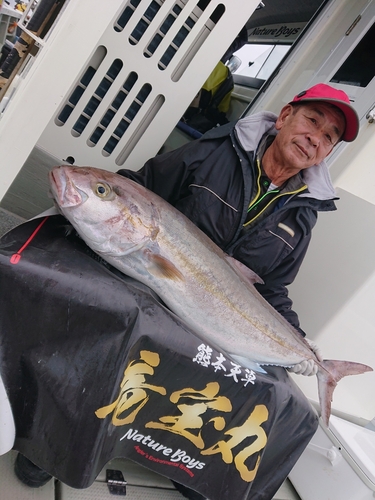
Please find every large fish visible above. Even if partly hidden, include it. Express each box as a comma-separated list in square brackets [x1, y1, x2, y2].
[49, 165, 372, 426]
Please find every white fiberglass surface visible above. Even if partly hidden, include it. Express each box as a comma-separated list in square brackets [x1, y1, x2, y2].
[329, 415, 375, 485]
[0, 375, 15, 456]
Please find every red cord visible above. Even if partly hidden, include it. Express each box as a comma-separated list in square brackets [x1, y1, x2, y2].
[10, 217, 49, 265]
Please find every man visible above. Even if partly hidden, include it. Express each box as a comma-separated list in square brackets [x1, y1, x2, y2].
[117, 83, 359, 377]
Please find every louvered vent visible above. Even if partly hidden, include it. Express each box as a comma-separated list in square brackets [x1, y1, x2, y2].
[101, 83, 152, 155]
[72, 59, 124, 137]
[52, 0, 225, 165]
[113, 0, 224, 75]
[56, 46, 107, 127]
[88, 72, 138, 147]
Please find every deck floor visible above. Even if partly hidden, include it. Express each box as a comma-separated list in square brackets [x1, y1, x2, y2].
[0, 450, 301, 500]
[0, 146, 61, 220]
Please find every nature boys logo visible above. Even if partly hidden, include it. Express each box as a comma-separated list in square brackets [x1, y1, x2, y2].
[121, 428, 205, 477]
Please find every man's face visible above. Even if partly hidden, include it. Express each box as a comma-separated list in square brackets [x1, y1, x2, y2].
[274, 102, 346, 171]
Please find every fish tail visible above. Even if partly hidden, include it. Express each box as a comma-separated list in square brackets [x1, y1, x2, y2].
[317, 359, 373, 426]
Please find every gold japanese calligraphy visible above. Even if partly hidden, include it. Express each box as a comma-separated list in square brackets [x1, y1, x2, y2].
[95, 350, 166, 425]
[146, 382, 232, 448]
[95, 349, 269, 482]
[201, 405, 269, 482]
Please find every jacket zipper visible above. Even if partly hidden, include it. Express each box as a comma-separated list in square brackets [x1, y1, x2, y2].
[244, 158, 307, 228]
[248, 157, 263, 209]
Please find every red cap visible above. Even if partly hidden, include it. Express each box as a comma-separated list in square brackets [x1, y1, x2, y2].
[291, 83, 359, 142]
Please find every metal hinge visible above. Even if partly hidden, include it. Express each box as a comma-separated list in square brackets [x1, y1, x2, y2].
[366, 105, 375, 124]
[106, 469, 127, 496]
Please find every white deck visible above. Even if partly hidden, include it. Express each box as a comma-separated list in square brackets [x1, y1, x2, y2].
[0, 450, 300, 500]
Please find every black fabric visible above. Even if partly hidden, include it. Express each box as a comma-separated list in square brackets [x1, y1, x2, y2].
[182, 106, 230, 134]
[0, 216, 318, 499]
[172, 480, 206, 500]
[14, 453, 53, 487]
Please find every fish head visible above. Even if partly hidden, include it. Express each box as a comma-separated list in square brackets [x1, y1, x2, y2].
[49, 166, 160, 257]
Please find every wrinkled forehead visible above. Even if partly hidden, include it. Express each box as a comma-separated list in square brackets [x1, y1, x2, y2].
[300, 102, 346, 139]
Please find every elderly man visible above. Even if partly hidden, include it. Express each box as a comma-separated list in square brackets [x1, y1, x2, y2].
[117, 83, 359, 372]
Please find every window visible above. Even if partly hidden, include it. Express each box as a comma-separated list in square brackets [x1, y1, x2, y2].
[330, 22, 375, 88]
[233, 43, 290, 80]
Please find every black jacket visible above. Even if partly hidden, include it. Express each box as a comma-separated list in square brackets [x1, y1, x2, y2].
[117, 112, 337, 332]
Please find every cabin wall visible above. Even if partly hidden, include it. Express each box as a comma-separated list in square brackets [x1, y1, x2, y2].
[247, 0, 375, 421]
[0, 0, 125, 200]
[289, 115, 375, 421]
[289, 187, 375, 422]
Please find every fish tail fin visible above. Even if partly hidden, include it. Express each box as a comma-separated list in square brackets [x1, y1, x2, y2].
[317, 359, 373, 426]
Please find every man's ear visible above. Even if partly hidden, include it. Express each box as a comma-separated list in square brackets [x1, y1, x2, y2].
[275, 104, 294, 131]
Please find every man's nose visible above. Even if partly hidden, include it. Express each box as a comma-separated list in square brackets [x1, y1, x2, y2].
[306, 130, 320, 147]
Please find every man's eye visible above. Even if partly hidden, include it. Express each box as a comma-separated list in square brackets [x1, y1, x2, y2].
[324, 134, 333, 145]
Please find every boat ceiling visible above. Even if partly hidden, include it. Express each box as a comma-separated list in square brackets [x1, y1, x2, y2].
[245, 0, 328, 29]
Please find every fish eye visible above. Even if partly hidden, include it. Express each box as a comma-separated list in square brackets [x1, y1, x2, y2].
[95, 182, 111, 198]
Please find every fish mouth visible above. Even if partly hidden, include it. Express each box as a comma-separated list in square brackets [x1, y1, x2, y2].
[49, 167, 88, 208]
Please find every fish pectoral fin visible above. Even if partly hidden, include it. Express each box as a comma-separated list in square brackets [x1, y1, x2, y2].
[147, 253, 184, 281]
[230, 355, 268, 374]
[225, 256, 264, 286]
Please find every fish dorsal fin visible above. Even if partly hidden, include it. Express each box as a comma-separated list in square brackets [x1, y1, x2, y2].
[147, 253, 184, 281]
[225, 255, 264, 286]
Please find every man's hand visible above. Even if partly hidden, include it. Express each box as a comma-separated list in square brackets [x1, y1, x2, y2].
[287, 338, 323, 376]
[287, 359, 317, 376]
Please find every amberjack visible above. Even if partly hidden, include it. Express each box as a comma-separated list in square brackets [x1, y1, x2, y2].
[49, 165, 373, 426]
